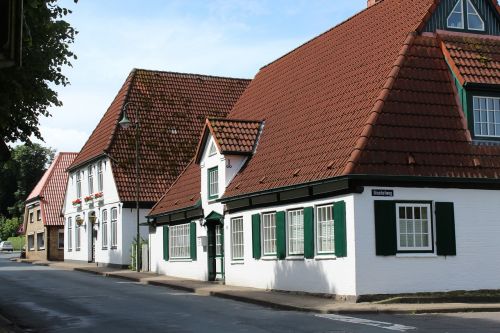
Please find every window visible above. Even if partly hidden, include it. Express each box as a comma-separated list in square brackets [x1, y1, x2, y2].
[88, 165, 94, 194]
[316, 205, 335, 254]
[76, 171, 82, 198]
[28, 234, 34, 251]
[36, 210, 41, 221]
[169, 223, 191, 259]
[447, 0, 464, 29]
[102, 209, 108, 249]
[215, 225, 222, 256]
[262, 212, 276, 256]
[75, 216, 81, 251]
[67, 218, 72, 251]
[396, 203, 433, 252]
[97, 161, 103, 192]
[287, 209, 304, 256]
[473, 96, 500, 137]
[111, 208, 118, 248]
[231, 217, 244, 260]
[208, 167, 219, 199]
[208, 142, 217, 156]
[29, 212, 33, 223]
[37, 232, 45, 250]
[58, 229, 64, 249]
[467, 0, 484, 31]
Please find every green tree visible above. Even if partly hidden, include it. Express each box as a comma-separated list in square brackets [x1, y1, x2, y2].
[0, 0, 78, 144]
[0, 144, 55, 218]
[0, 217, 21, 241]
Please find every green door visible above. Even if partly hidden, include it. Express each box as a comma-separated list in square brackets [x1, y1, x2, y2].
[207, 222, 224, 282]
[207, 223, 216, 281]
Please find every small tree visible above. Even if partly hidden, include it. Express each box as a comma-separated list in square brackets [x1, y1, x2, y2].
[0, 217, 21, 241]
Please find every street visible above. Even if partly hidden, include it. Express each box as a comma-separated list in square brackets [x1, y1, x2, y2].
[1, 254, 500, 332]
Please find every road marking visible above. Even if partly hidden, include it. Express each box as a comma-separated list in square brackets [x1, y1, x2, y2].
[316, 314, 416, 332]
[115, 281, 140, 284]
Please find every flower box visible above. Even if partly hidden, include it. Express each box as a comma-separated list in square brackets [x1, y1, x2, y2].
[84, 195, 94, 203]
[94, 192, 104, 202]
[72, 199, 82, 207]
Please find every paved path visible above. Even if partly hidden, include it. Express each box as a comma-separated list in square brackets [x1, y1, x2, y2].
[2, 255, 500, 332]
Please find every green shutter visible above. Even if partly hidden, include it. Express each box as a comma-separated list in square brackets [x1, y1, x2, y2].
[304, 207, 314, 259]
[374, 200, 397, 256]
[190, 222, 197, 260]
[435, 202, 456, 256]
[334, 201, 347, 257]
[252, 214, 261, 259]
[276, 211, 286, 260]
[163, 225, 169, 261]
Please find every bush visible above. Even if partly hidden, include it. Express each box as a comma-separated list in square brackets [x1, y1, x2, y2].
[0, 216, 21, 240]
[7, 236, 25, 251]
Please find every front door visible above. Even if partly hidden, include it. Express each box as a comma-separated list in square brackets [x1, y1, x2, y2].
[91, 228, 97, 263]
[207, 222, 224, 281]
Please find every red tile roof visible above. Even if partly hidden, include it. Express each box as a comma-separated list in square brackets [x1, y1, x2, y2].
[439, 30, 500, 86]
[149, 0, 500, 216]
[26, 153, 78, 226]
[194, 118, 262, 163]
[222, 0, 438, 199]
[69, 69, 250, 203]
[149, 161, 201, 216]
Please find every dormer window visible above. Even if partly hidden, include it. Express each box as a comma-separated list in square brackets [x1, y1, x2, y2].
[208, 167, 219, 200]
[447, 0, 485, 31]
[467, 0, 485, 31]
[473, 96, 500, 137]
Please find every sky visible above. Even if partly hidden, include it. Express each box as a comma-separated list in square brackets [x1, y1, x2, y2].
[37, 0, 367, 153]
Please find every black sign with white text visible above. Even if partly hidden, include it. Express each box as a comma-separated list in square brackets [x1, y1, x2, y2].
[371, 189, 394, 197]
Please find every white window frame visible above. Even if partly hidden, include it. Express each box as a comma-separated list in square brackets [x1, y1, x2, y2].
[28, 234, 35, 251]
[111, 208, 118, 248]
[169, 223, 191, 259]
[76, 171, 82, 199]
[287, 209, 304, 256]
[447, 0, 465, 29]
[208, 142, 217, 156]
[396, 203, 433, 252]
[215, 224, 222, 256]
[97, 161, 104, 192]
[36, 231, 45, 250]
[208, 167, 219, 199]
[261, 212, 277, 256]
[75, 216, 81, 251]
[36, 209, 41, 221]
[473, 96, 500, 138]
[88, 165, 94, 195]
[102, 209, 108, 249]
[466, 0, 485, 31]
[58, 229, 64, 249]
[67, 217, 72, 251]
[231, 217, 244, 260]
[316, 204, 335, 255]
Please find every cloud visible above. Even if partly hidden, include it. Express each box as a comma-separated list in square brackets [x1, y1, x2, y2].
[34, 126, 90, 153]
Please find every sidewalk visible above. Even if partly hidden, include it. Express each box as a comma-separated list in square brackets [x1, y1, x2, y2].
[15, 258, 500, 315]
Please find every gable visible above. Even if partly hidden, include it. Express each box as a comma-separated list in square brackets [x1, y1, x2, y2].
[424, 0, 500, 35]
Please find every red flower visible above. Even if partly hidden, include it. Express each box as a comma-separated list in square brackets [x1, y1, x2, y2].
[72, 199, 82, 205]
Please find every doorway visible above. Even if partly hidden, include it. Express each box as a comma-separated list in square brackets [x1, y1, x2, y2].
[207, 221, 224, 281]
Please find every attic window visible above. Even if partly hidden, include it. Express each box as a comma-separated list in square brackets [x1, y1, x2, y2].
[208, 142, 217, 156]
[467, 0, 485, 31]
[447, 0, 464, 29]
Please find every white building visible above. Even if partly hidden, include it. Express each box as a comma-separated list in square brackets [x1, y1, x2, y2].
[147, 0, 500, 298]
[63, 69, 250, 267]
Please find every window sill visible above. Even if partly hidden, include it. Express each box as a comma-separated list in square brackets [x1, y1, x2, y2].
[169, 258, 192, 262]
[102, 247, 108, 250]
[396, 253, 437, 258]
[286, 256, 304, 261]
[111, 246, 117, 250]
[261, 256, 277, 261]
[231, 260, 244, 265]
[315, 255, 337, 260]
[38, 248, 45, 251]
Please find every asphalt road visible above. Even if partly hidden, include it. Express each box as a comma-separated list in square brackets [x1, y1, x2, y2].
[1, 254, 500, 332]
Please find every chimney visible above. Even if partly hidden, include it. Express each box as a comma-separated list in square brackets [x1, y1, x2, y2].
[367, 0, 382, 7]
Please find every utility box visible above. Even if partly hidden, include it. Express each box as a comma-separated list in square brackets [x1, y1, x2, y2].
[197, 236, 207, 247]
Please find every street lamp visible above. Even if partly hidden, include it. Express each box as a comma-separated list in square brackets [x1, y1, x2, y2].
[119, 101, 141, 272]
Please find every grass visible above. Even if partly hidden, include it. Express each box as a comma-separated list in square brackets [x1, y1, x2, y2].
[7, 236, 25, 251]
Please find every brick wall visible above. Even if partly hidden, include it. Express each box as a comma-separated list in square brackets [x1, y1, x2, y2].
[48, 226, 64, 261]
[25, 202, 47, 261]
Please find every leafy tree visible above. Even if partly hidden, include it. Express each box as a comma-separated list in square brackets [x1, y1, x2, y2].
[0, 0, 78, 144]
[0, 217, 21, 241]
[0, 144, 55, 218]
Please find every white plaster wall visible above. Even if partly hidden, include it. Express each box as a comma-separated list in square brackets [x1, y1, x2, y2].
[149, 220, 208, 280]
[224, 194, 357, 296]
[355, 186, 500, 295]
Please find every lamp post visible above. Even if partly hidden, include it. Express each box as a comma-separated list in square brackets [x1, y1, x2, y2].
[119, 102, 141, 272]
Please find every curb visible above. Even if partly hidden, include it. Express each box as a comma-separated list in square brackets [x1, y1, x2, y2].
[15, 261, 500, 315]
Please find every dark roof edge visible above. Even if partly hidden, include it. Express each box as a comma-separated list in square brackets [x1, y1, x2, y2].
[67, 153, 107, 172]
[221, 174, 500, 203]
[147, 200, 202, 220]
